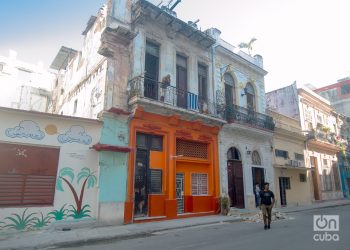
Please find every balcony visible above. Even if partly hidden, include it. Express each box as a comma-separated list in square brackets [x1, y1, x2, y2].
[307, 130, 347, 153]
[222, 104, 275, 131]
[128, 75, 274, 131]
[128, 75, 220, 120]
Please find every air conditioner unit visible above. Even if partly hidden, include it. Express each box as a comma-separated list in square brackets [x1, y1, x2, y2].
[289, 159, 299, 167]
[297, 160, 305, 168]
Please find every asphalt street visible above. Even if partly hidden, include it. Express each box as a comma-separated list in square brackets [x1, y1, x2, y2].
[59, 205, 350, 250]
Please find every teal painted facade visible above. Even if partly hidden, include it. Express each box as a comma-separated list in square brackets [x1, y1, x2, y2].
[99, 151, 128, 202]
[338, 152, 350, 198]
[98, 114, 129, 203]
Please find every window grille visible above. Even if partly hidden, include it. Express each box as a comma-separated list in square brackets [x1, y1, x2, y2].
[176, 139, 208, 159]
[192, 173, 208, 195]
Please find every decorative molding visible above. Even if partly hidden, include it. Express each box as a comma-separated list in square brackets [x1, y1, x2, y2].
[142, 123, 162, 131]
[175, 130, 193, 139]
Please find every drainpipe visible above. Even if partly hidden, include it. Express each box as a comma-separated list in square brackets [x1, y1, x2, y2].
[211, 45, 217, 113]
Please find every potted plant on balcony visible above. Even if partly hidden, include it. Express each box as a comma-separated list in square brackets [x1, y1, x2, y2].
[321, 126, 331, 134]
[160, 74, 171, 102]
[199, 99, 209, 114]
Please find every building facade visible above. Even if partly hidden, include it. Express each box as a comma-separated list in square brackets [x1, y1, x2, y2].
[267, 85, 344, 201]
[215, 41, 275, 209]
[0, 50, 55, 111]
[314, 77, 350, 117]
[50, 0, 275, 222]
[314, 79, 350, 198]
[268, 110, 312, 207]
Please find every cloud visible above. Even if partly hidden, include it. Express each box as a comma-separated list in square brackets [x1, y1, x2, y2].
[5, 120, 45, 140]
[57, 125, 92, 145]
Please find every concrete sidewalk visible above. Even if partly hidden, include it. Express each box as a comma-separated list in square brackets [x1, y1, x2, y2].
[1, 199, 349, 250]
[274, 198, 350, 213]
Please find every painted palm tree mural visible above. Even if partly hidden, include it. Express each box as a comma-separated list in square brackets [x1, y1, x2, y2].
[56, 167, 97, 219]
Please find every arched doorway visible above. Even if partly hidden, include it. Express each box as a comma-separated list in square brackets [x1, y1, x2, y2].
[251, 150, 265, 207]
[227, 147, 245, 208]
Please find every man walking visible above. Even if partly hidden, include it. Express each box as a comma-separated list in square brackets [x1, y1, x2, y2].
[260, 182, 275, 230]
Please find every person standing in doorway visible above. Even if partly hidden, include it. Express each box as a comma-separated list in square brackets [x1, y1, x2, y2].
[260, 182, 275, 230]
[255, 184, 261, 207]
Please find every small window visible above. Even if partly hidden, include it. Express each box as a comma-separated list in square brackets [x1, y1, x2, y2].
[341, 84, 350, 95]
[192, 173, 208, 196]
[136, 133, 163, 151]
[150, 135, 163, 151]
[136, 133, 147, 148]
[148, 169, 162, 194]
[323, 159, 328, 166]
[252, 151, 261, 165]
[295, 153, 304, 161]
[280, 177, 291, 189]
[275, 149, 289, 159]
[299, 173, 307, 182]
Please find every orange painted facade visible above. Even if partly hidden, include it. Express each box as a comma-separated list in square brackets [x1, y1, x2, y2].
[124, 107, 221, 223]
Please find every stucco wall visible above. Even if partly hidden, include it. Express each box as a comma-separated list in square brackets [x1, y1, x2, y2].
[0, 108, 101, 231]
[219, 125, 273, 209]
[97, 113, 129, 224]
[130, 22, 214, 101]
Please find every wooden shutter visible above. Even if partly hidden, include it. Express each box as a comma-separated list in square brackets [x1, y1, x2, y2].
[0, 142, 59, 206]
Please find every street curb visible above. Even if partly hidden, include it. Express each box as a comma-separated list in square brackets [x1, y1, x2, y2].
[47, 217, 243, 249]
[278, 202, 350, 214]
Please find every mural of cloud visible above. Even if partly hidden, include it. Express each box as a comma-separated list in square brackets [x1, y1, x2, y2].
[57, 125, 92, 145]
[5, 120, 45, 140]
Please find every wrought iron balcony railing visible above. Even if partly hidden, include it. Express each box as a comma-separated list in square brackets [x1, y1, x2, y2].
[128, 75, 274, 131]
[128, 75, 219, 118]
[307, 130, 348, 148]
[220, 103, 275, 131]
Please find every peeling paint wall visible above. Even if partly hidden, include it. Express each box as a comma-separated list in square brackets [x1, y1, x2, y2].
[53, 6, 108, 119]
[266, 83, 300, 120]
[130, 21, 213, 100]
[213, 47, 267, 114]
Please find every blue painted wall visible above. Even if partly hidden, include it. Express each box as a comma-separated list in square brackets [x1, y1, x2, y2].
[98, 114, 129, 202]
[338, 153, 350, 198]
[99, 151, 128, 202]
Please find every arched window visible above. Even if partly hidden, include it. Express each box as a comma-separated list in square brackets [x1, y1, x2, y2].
[246, 82, 255, 111]
[252, 150, 261, 165]
[224, 73, 236, 105]
[227, 147, 241, 161]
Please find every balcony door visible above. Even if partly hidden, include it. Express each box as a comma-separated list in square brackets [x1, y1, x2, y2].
[246, 82, 256, 111]
[176, 54, 187, 108]
[310, 156, 320, 200]
[144, 41, 159, 100]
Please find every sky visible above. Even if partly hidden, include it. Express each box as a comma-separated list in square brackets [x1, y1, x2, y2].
[1, 0, 350, 92]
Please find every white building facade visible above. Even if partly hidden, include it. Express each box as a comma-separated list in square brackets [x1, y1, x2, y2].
[0, 50, 55, 111]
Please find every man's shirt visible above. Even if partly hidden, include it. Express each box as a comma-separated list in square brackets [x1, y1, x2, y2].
[260, 190, 274, 205]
